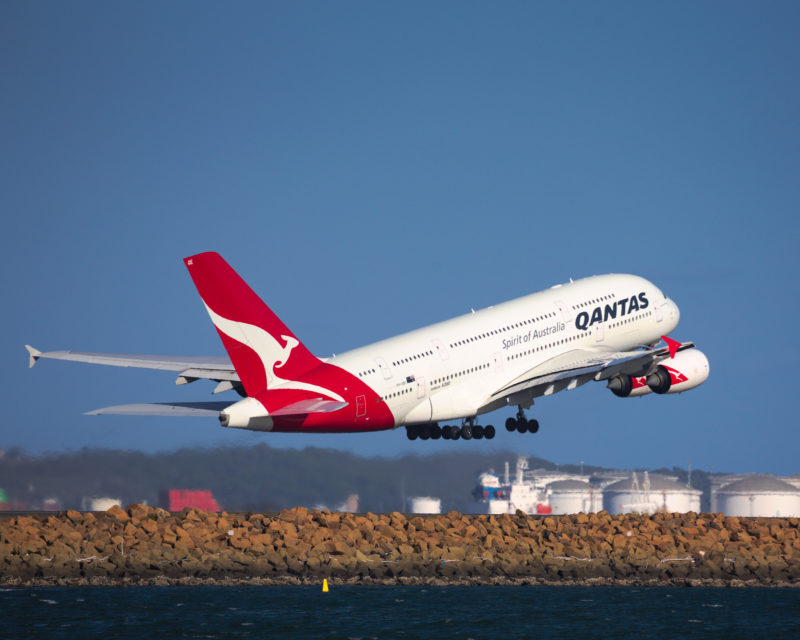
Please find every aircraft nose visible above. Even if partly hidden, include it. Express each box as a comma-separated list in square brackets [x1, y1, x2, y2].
[666, 297, 680, 329]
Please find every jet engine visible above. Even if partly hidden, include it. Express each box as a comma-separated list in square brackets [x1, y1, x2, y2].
[607, 348, 709, 398]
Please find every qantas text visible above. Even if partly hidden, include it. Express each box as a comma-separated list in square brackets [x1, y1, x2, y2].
[575, 292, 649, 331]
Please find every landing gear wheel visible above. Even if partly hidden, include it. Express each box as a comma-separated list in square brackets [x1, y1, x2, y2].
[442, 426, 452, 440]
[473, 425, 484, 440]
[419, 424, 430, 440]
[461, 424, 473, 440]
[516, 420, 527, 433]
[505, 417, 517, 432]
[451, 426, 461, 440]
[406, 426, 418, 440]
[484, 425, 496, 439]
[430, 424, 442, 440]
[527, 419, 539, 434]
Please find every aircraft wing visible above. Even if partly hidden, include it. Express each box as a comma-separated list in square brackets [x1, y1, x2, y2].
[27, 345, 348, 419]
[25, 345, 240, 387]
[489, 340, 696, 401]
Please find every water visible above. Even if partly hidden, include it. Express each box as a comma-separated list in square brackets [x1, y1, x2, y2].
[1, 586, 798, 639]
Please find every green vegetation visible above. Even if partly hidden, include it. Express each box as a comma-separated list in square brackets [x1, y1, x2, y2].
[0, 445, 562, 512]
[0, 446, 709, 513]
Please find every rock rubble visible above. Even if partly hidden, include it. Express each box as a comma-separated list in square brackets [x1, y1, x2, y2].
[1, 505, 799, 586]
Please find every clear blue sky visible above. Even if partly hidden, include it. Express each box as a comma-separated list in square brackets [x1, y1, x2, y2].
[2, 2, 798, 475]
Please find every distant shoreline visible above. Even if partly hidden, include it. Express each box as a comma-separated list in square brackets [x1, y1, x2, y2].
[2, 506, 798, 588]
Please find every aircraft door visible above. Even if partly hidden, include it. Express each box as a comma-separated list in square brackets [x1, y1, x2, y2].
[416, 377, 426, 399]
[356, 395, 366, 417]
[493, 352, 504, 372]
[594, 323, 604, 342]
[555, 300, 572, 323]
[432, 339, 449, 361]
[376, 357, 392, 380]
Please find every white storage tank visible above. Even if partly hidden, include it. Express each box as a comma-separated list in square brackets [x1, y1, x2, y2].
[784, 475, 800, 491]
[604, 472, 701, 515]
[408, 496, 441, 514]
[82, 497, 122, 511]
[546, 479, 602, 515]
[715, 475, 800, 517]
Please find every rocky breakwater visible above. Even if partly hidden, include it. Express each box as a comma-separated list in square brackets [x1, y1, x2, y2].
[1, 506, 799, 586]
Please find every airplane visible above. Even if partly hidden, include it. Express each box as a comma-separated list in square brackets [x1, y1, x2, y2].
[25, 252, 709, 442]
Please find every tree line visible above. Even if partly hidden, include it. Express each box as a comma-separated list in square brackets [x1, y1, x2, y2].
[0, 444, 709, 512]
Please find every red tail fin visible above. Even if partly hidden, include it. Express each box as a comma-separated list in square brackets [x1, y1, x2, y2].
[184, 252, 321, 397]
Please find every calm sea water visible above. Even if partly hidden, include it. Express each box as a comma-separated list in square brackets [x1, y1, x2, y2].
[2, 585, 798, 639]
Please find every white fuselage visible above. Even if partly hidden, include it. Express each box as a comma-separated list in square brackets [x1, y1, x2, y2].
[327, 274, 679, 426]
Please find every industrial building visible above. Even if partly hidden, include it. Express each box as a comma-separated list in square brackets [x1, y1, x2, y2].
[408, 496, 442, 514]
[711, 475, 800, 517]
[470, 457, 592, 514]
[464, 457, 800, 518]
[81, 497, 122, 511]
[545, 479, 602, 515]
[602, 472, 701, 515]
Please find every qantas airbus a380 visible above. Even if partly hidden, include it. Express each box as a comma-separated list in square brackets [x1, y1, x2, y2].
[26, 252, 709, 441]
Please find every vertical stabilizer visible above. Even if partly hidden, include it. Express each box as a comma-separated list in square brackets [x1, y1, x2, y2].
[184, 252, 321, 397]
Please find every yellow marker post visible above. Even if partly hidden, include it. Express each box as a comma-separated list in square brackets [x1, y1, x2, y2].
[322, 578, 329, 592]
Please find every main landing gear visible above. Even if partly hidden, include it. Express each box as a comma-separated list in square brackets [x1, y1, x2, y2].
[406, 406, 539, 442]
[505, 405, 540, 434]
[406, 419, 496, 442]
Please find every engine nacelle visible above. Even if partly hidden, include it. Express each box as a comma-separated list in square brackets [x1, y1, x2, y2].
[608, 349, 709, 397]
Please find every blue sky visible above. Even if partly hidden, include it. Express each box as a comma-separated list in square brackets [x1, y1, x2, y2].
[2, 2, 798, 475]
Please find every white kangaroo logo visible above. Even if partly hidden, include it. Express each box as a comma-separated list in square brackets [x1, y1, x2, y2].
[274, 335, 298, 369]
[204, 304, 345, 402]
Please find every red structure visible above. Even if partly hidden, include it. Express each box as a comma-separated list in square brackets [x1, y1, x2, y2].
[159, 489, 221, 512]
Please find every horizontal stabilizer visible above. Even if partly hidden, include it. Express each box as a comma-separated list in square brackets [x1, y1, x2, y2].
[269, 398, 348, 416]
[85, 401, 232, 417]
